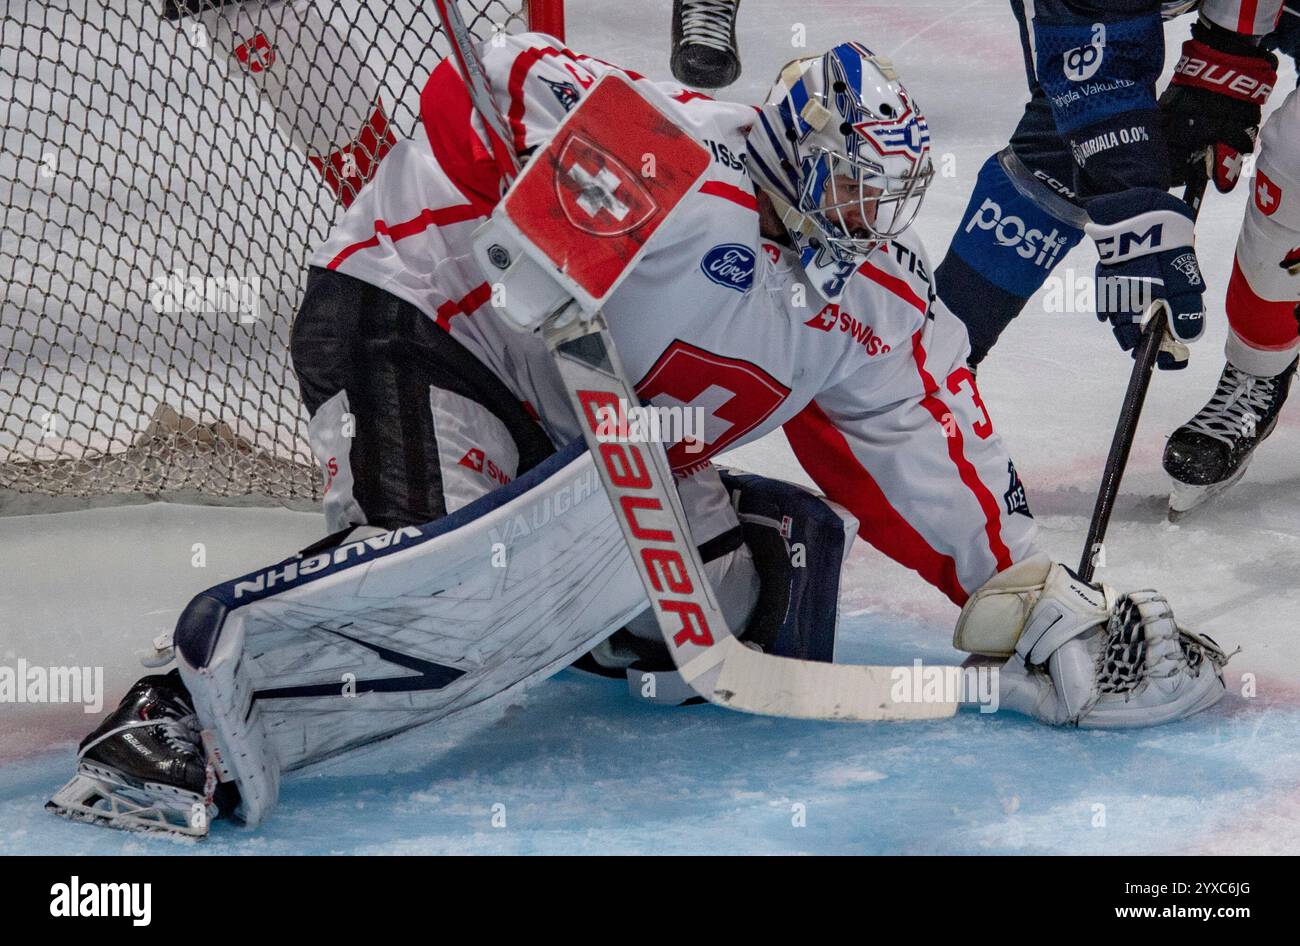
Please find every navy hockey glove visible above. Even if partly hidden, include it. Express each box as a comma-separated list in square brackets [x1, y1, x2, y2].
[1085, 189, 1205, 370]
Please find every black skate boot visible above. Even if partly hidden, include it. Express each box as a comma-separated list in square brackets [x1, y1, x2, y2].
[47, 670, 218, 836]
[671, 0, 741, 89]
[1163, 357, 1297, 519]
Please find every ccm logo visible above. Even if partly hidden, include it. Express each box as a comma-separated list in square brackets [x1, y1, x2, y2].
[577, 389, 714, 649]
[1095, 223, 1164, 262]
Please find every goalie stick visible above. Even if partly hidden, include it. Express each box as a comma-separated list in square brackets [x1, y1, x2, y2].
[432, 1, 954, 721]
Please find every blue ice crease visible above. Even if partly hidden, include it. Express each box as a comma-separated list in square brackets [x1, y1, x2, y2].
[2, 611, 1296, 855]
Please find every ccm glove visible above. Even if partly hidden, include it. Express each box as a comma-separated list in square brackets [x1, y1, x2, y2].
[1085, 188, 1205, 370]
[1160, 20, 1277, 193]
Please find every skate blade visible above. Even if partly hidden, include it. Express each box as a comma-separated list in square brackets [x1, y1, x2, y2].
[1167, 464, 1251, 521]
[46, 765, 210, 838]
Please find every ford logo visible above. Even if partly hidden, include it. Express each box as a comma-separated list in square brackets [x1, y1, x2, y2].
[700, 243, 755, 292]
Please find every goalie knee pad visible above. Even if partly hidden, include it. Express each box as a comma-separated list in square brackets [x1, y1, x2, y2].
[620, 471, 859, 705]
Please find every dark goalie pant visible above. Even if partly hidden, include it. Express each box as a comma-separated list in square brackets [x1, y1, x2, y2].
[290, 266, 556, 533]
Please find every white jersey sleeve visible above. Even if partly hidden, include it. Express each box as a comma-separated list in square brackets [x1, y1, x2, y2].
[784, 243, 1040, 606]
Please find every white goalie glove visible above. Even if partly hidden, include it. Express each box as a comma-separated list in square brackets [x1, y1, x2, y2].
[955, 555, 1229, 728]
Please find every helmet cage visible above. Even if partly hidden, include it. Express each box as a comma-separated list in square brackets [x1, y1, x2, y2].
[764, 46, 935, 260]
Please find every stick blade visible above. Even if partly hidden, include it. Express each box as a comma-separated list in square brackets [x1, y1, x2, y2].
[707, 643, 959, 722]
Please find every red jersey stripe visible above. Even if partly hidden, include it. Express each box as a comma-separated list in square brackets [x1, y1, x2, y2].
[784, 400, 967, 606]
[909, 330, 1014, 576]
[325, 204, 484, 270]
[700, 180, 758, 211]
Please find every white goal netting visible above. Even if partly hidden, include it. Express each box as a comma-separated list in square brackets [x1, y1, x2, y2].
[1, 0, 552, 511]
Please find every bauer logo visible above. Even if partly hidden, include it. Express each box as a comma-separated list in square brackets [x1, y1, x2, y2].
[700, 243, 755, 291]
[1063, 23, 1106, 83]
[963, 198, 1068, 270]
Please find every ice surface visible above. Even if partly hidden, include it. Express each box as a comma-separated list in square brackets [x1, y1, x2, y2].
[3, 1, 1299, 854]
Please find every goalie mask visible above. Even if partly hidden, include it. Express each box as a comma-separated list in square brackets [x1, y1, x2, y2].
[745, 42, 933, 262]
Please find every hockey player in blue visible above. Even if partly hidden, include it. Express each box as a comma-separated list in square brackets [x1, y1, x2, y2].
[934, 0, 1289, 370]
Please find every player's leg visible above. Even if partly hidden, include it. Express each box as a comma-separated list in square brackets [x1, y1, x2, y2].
[291, 266, 557, 532]
[669, 0, 742, 89]
[1164, 85, 1300, 514]
[933, 0, 1087, 367]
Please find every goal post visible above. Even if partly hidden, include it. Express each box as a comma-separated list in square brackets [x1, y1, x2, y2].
[0, 0, 564, 513]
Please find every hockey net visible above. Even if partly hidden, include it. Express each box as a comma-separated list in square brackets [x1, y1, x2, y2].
[0, 0, 562, 512]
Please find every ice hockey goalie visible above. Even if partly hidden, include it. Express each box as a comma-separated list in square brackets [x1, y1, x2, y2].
[48, 30, 1230, 837]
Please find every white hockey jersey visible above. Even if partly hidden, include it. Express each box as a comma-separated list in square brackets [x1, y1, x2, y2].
[312, 33, 1040, 606]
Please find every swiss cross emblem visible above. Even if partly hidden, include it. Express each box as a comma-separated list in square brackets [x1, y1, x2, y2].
[233, 33, 276, 73]
[457, 448, 485, 472]
[554, 135, 657, 237]
[804, 302, 838, 331]
[499, 74, 711, 306]
[1255, 170, 1282, 216]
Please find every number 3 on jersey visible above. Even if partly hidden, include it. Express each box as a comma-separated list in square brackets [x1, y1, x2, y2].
[635, 340, 791, 473]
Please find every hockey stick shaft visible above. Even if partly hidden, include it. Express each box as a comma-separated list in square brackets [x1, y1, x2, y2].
[432, 0, 521, 182]
[1077, 168, 1209, 581]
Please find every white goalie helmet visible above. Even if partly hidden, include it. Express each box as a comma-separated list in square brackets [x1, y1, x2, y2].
[744, 41, 934, 261]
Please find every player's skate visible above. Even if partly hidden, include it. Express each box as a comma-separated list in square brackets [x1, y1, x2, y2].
[46, 671, 216, 838]
[670, 0, 741, 89]
[1163, 357, 1297, 520]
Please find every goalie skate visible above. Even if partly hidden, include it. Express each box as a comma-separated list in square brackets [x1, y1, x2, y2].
[46, 762, 211, 839]
[46, 672, 216, 837]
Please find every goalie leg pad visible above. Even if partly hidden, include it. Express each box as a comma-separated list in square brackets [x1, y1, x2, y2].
[176, 440, 647, 825]
[621, 471, 859, 706]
